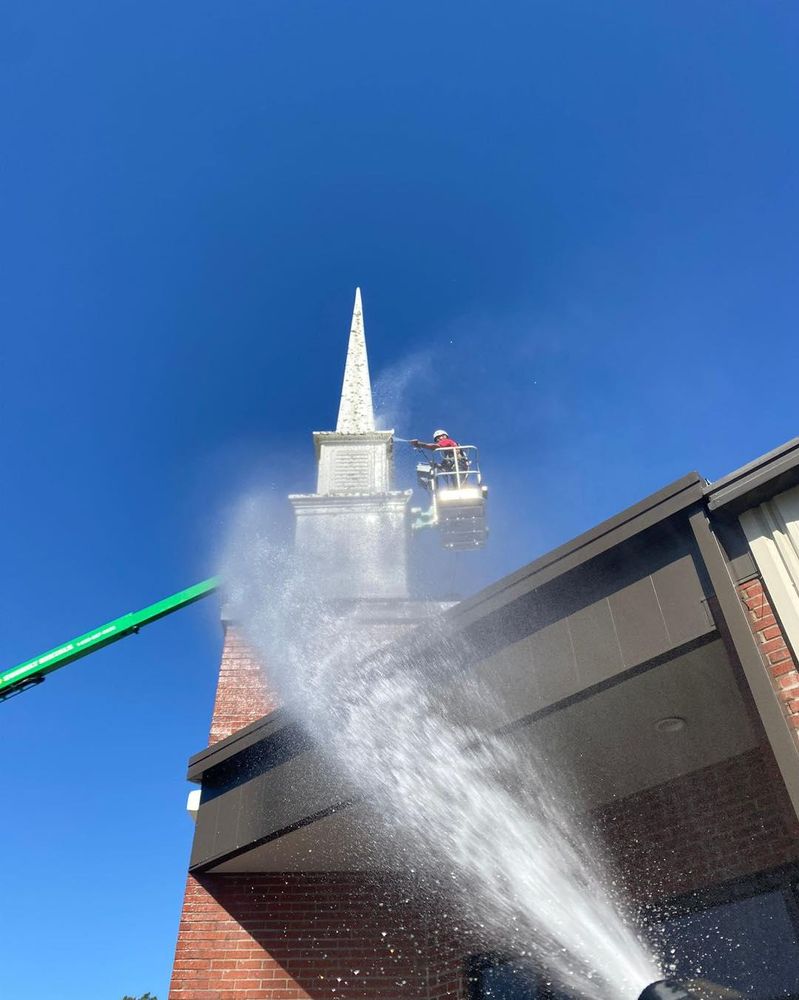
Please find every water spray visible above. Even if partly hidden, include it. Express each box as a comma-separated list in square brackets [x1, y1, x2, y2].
[224, 513, 662, 1000]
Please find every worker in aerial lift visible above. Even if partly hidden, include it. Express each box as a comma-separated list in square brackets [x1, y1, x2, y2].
[410, 429, 469, 486]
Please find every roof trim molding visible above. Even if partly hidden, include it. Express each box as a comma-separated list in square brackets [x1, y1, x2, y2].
[706, 438, 799, 515]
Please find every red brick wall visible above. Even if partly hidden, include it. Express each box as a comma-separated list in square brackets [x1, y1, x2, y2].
[738, 578, 799, 747]
[209, 624, 276, 745]
[169, 873, 467, 1000]
[593, 744, 799, 902]
[424, 932, 467, 1000]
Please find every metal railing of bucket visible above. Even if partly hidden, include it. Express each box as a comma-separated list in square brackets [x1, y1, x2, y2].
[430, 445, 482, 490]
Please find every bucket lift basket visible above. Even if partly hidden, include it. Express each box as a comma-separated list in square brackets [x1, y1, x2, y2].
[414, 445, 488, 550]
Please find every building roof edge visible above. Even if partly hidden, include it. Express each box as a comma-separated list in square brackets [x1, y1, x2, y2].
[706, 437, 799, 515]
[450, 471, 705, 624]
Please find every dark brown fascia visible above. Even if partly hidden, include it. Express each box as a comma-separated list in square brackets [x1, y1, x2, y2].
[706, 436, 799, 516]
[188, 709, 290, 783]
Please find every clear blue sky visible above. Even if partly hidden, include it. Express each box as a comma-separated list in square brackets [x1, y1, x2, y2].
[1, 2, 797, 997]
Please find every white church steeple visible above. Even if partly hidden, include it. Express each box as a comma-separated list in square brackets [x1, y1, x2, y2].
[289, 289, 412, 599]
[336, 288, 375, 434]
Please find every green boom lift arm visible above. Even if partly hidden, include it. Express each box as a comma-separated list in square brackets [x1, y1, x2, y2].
[0, 577, 219, 702]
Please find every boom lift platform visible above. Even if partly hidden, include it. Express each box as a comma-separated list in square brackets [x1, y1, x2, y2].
[0, 577, 219, 702]
[411, 445, 488, 550]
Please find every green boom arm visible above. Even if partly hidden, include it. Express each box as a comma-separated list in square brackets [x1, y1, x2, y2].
[0, 577, 219, 702]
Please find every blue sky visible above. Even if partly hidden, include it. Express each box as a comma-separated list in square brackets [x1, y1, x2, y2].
[1, 1, 798, 997]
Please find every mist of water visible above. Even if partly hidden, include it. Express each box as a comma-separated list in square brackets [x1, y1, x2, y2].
[223, 502, 662, 1000]
[372, 351, 434, 433]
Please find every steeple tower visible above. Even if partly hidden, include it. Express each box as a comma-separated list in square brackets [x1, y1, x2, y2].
[336, 288, 375, 434]
[289, 289, 412, 599]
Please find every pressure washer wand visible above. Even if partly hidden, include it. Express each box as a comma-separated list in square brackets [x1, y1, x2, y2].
[639, 982, 696, 1000]
[637, 979, 736, 1000]
[395, 437, 424, 450]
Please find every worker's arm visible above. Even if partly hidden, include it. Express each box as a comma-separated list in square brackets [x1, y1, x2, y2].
[410, 439, 437, 450]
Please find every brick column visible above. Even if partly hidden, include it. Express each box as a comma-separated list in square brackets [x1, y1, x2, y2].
[739, 578, 799, 747]
[170, 625, 278, 998]
[208, 623, 277, 745]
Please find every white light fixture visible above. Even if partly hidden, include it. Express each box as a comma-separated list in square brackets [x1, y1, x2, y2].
[654, 716, 687, 733]
[186, 788, 201, 822]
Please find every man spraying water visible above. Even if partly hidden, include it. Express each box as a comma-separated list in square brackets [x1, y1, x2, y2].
[404, 429, 489, 549]
[409, 429, 469, 486]
[409, 428, 460, 453]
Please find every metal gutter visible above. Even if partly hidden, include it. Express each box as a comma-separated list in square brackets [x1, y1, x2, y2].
[706, 437, 799, 515]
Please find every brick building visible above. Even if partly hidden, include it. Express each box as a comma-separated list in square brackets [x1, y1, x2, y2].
[169, 294, 799, 1000]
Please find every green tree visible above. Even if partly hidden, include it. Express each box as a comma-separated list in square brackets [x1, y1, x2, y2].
[122, 994, 158, 1000]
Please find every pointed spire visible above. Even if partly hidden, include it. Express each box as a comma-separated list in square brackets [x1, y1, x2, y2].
[336, 287, 376, 433]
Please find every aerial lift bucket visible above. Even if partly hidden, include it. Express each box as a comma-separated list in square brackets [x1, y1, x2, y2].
[413, 445, 488, 550]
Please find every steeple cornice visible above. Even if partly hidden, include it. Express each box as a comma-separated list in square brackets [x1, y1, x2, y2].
[312, 429, 393, 460]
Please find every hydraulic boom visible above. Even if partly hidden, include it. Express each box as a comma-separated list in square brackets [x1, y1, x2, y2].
[0, 577, 219, 702]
